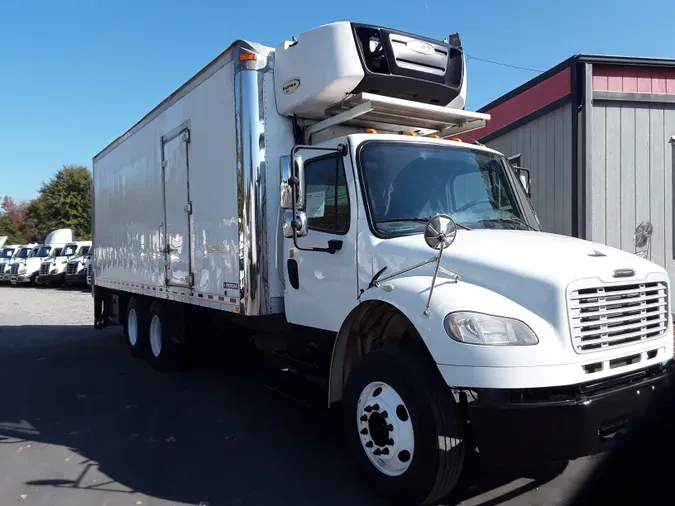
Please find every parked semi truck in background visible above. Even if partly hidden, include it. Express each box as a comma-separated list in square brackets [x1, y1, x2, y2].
[64, 242, 92, 286]
[0, 241, 19, 281]
[91, 21, 673, 505]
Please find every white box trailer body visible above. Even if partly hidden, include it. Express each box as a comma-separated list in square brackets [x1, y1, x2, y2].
[93, 41, 285, 313]
[92, 21, 673, 506]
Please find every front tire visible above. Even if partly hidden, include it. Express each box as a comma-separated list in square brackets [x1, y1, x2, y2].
[343, 348, 465, 506]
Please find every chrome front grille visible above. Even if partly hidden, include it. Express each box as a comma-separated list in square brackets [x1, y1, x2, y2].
[40, 263, 50, 276]
[87, 262, 92, 278]
[67, 262, 79, 275]
[10, 263, 19, 275]
[569, 281, 669, 353]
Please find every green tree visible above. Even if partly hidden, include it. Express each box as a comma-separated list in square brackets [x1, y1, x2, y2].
[0, 196, 30, 243]
[37, 165, 92, 240]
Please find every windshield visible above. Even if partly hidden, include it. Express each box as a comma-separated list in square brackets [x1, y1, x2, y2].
[59, 245, 78, 256]
[359, 142, 534, 236]
[15, 248, 32, 259]
[36, 246, 52, 258]
[0, 249, 14, 258]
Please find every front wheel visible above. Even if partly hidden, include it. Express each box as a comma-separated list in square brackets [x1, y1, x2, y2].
[343, 348, 465, 506]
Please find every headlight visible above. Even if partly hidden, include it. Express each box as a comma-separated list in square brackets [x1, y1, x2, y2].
[444, 311, 539, 346]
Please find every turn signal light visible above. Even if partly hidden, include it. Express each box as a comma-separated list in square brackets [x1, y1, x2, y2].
[239, 52, 257, 61]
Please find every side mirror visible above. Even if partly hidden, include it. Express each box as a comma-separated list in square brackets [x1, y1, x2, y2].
[279, 155, 305, 210]
[512, 166, 531, 197]
[282, 210, 308, 238]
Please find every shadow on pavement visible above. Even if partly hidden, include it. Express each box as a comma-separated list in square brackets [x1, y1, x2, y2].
[0, 324, 566, 505]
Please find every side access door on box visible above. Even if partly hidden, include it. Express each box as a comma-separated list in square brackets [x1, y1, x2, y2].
[161, 125, 194, 288]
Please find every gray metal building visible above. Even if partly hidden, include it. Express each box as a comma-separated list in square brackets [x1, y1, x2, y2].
[460, 55, 675, 281]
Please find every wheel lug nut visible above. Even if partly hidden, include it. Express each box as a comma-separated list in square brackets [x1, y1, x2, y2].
[373, 449, 382, 456]
[381, 411, 388, 418]
[381, 448, 390, 455]
[372, 404, 380, 411]
[364, 406, 373, 412]
[360, 415, 368, 422]
[360, 428, 368, 435]
[387, 438, 394, 446]
[365, 441, 373, 448]
[387, 424, 394, 431]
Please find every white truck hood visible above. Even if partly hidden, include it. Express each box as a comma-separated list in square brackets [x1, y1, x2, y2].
[370, 230, 666, 325]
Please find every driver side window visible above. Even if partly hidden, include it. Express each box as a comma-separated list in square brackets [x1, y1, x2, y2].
[304, 156, 350, 234]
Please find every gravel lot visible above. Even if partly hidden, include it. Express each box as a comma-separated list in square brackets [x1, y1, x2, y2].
[0, 285, 600, 506]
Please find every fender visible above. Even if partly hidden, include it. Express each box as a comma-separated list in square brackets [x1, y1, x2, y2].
[328, 274, 564, 405]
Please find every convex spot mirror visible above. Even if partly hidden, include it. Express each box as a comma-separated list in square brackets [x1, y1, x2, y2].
[282, 210, 308, 238]
[424, 214, 457, 250]
[280, 155, 305, 210]
[634, 221, 653, 249]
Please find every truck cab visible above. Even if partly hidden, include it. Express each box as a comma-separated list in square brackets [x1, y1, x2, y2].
[64, 242, 92, 287]
[9, 244, 39, 284]
[38, 237, 84, 287]
[0, 243, 20, 282]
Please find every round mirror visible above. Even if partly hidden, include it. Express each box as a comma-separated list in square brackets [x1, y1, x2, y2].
[633, 221, 653, 248]
[424, 214, 457, 250]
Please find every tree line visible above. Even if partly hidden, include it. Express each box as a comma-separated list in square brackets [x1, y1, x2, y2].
[0, 165, 92, 244]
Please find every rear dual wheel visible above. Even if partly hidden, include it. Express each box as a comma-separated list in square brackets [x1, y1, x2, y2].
[343, 348, 466, 506]
[124, 297, 187, 371]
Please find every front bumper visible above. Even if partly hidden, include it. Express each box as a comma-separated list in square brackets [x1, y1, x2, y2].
[65, 271, 87, 286]
[37, 272, 65, 285]
[10, 273, 33, 284]
[466, 363, 672, 464]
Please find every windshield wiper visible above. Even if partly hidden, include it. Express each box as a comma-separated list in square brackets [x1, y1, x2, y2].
[480, 217, 536, 231]
[379, 217, 471, 230]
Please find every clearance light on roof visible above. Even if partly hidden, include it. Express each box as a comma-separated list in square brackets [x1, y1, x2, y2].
[365, 128, 377, 134]
[450, 137, 463, 142]
[404, 131, 416, 136]
[428, 134, 440, 139]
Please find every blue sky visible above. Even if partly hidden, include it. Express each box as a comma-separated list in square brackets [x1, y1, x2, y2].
[1, 0, 673, 202]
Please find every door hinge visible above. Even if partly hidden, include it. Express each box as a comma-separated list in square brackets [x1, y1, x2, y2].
[184, 201, 192, 214]
[161, 160, 168, 169]
[188, 273, 194, 286]
[181, 130, 190, 143]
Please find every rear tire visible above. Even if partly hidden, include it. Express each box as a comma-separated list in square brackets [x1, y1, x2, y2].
[124, 297, 149, 358]
[343, 347, 465, 506]
[147, 301, 187, 372]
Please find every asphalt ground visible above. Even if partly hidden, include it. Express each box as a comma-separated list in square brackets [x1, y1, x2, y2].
[0, 285, 601, 506]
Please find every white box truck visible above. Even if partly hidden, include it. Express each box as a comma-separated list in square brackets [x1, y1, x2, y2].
[92, 21, 673, 505]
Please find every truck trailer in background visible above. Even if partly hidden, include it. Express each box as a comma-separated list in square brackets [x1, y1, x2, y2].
[91, 23, 673, 505]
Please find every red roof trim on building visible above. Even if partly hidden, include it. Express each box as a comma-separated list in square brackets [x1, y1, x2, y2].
[458, 67, 572, 142]
[592, 65, 675, 95]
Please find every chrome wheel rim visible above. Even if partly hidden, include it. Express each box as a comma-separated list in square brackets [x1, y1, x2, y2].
[356, 381, 415, 477]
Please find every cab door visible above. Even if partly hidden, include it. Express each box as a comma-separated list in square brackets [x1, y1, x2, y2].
[283, 140, 359, 332]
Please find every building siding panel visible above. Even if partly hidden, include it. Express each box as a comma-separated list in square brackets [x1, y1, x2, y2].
[485, 103, 574, 235]
[590, 101, 675, 279]
[593, 66, 675, 95]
